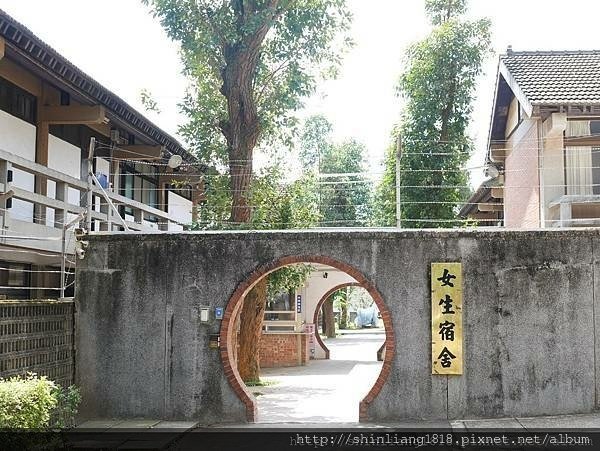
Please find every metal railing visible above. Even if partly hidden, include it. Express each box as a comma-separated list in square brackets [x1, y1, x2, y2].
[0, 146, 189, 238]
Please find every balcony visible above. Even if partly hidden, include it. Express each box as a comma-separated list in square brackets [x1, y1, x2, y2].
[263, 310, 301, 332]
[547, 194, 600, 227]
[0, 146, 192, 256]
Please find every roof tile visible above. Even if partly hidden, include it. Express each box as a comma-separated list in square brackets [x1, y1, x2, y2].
[502, 50, 600, 105]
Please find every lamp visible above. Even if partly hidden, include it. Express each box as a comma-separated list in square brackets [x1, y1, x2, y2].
[167, 154, 183, 169]
[485, 164, 499, 179]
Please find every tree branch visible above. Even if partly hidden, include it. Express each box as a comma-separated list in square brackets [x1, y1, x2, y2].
[255, 58, 292, 104]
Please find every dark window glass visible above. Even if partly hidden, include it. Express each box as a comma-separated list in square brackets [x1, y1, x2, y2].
[592, 147, 600, 195]
[60, 90, 70, 106]
[49, 124, 81, 148]
[0, 76, 36, 124]
[168, 184, 193, 201]
[590, 121, 600, 136]
[0, 262, 31, 299]
[120, 162, 160, 218]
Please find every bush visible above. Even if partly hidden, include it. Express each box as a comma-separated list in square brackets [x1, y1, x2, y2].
[0, 373, 58, 428]
[0, 373, 81, 429]
[51, 384, 81, 429]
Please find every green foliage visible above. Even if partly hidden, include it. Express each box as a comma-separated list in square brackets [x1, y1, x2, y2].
[195, 163, 320, 230]
[143, 0, 353, 165]
[0, 373, 58, 429]
[300, 115, 372, 227]
[0, 373, 81, 430]
[139, 88, 161, 113]
[299, 114, 333, 171]
[425, 0, 467, 25]
[193, 163, 318, 296]
[249, 166, 321, 230]
[371, 130, 399, 227]
[388, 0, 492, 228]
[52, 385, 81, 429]
[268, 264, 313, 301]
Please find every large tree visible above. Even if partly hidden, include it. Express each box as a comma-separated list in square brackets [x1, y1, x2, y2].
[144, 0, 352, 223]
[198, 164, 319, 381]
[144, 0, 351, 383]
[371, 130, 399, 227]
[391, 0, 491, 228]
[299, 115, 371, 227]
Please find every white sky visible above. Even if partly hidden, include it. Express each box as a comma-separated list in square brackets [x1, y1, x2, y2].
[2, 0, 600, 187]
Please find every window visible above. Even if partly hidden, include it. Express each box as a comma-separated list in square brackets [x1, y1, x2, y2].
[592, 147, 600, 195]
[0, 262, 31, 299]
[167, 183, 193, 201]
[120, 162, 159, 220]
[0, 76, 36, 124]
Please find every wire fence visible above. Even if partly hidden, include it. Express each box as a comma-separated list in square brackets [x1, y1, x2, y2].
[3, 131, 600, 297]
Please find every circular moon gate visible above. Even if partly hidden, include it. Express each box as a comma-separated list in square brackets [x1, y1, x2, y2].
[219, 255, 395, 422]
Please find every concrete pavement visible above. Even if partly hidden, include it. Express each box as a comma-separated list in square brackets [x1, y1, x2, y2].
[73, 331, 600, 437]
[253, 330, 385, 423]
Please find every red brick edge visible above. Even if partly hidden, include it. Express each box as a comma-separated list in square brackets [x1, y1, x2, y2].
[312, 282, 361, 360]
[219, 255, 396, 423]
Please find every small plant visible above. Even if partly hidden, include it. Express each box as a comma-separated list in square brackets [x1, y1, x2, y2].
[51, 384, 81, 429]
[0, 373, 58, 428]
[244, 379, 278, 387]
[0, 373, 81, 429]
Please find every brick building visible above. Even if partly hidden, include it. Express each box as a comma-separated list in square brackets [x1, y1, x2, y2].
[463, 49, 600, 228]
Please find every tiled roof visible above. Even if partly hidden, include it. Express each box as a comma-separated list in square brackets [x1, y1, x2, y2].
[502, 50, 600, 105]
[0, 8, 202, 165]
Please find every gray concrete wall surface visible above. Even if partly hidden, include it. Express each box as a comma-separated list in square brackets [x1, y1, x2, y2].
[75, 229, 600, 423]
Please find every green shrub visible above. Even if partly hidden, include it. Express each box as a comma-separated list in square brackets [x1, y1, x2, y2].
[0, 373, 58, 428]
[0, 373, 81, 429]
[51, 384, 81, 429]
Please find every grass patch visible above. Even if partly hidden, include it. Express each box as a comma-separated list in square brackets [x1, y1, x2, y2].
[244, 379, 278, 387]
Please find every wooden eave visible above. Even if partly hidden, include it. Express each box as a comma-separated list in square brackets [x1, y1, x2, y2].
[0, 9, 204, 168]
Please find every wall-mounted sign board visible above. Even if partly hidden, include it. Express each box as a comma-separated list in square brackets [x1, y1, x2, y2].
[431, 262, 463, 375]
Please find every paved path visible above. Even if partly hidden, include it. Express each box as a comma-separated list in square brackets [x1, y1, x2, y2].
[253, 330, 385, 423]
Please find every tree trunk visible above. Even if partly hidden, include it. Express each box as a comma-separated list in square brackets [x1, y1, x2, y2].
[219, 15, 274, 224]
[237, 277, 268, 382]
[322, 297, 336, 338]
[220, 1, 281, 383]
[339, 289, 348, 329]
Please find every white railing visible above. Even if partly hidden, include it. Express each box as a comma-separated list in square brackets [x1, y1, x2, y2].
[263, 310, 300, 332]
[0, 147, 190, 247]
[547, 194, 600, 227]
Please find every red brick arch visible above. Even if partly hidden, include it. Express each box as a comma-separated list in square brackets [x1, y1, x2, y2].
[312, 282, 361, 360]
[219, 255, 395, 423]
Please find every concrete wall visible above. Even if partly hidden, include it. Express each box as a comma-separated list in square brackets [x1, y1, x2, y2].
[76, 229, 600, 423]
[298, 268, 356, 359]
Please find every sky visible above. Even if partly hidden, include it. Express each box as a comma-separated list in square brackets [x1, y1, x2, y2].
[2, 0, 600, 187]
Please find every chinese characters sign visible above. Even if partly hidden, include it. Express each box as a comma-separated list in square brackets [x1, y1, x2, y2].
[431, 263, 463, 375]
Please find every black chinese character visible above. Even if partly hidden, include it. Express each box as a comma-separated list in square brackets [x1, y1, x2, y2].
[438, 321, 455, 341]
[437, 268, 456, 287]
[439, 294, 455, 314]
[437, 347, 456, 368]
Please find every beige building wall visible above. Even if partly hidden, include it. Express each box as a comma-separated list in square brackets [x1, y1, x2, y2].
[504, 118, 540, 228]
[541, 132, 565, 227]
